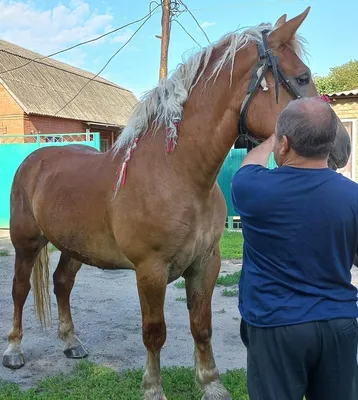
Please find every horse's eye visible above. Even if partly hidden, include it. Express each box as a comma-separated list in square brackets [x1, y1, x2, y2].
[296, 73, 310, 85]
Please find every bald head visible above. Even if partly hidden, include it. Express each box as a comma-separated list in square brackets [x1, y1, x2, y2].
[276, 97, 338, 159]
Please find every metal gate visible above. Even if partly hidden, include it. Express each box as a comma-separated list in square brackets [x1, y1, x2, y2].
[217, 149, 277, 225]
[0, 133, 100, 228]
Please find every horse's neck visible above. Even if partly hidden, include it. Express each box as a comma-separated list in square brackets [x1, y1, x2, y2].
[171, 82, 243, 191]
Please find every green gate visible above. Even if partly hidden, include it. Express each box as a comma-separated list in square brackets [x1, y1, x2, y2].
[0, 133, 100, 228]
[217, 149, 277, 227]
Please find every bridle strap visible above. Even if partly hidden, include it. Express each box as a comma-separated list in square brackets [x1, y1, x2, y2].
[236, 29, 303, 150]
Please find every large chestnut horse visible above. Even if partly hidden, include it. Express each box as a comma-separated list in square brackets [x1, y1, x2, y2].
[2, 8, 350, 400]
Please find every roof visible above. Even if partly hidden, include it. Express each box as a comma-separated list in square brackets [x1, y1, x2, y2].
[328, 88, 358, 97]
[0, 40, 138, 127]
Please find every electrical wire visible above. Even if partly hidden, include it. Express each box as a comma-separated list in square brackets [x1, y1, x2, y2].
[172, 20, 203, 49]
[177, 0, 211, 45]
[53, 9, 157, 116]
[0, 1, 161, 75]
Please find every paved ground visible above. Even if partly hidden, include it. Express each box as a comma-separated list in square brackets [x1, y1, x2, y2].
[0, 230, 357, 389]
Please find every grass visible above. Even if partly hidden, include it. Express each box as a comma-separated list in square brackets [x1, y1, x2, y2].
[216, 271, 241, 287]
[49, 244, 58, 253]
[0, 250, 10, 256]
[0, 360, 249, 400]
[219, 230, 244, 260]
[174, 280, 186, 289]
[175, 296, 187, 302]
[222, 288, 239, 297]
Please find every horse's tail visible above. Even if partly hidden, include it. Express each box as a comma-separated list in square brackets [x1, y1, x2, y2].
[31, 244, 52, 328]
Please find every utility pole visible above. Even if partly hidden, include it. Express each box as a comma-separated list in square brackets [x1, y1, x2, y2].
[159, 0, 171, 80]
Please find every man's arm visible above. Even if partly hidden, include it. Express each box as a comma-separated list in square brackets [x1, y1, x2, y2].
[240, 133, 276, 168]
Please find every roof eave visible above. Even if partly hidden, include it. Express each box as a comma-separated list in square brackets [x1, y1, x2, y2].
[0, 77, 29, 113]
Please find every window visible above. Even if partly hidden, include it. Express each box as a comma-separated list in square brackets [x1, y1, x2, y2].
[337, 119, 357, 181]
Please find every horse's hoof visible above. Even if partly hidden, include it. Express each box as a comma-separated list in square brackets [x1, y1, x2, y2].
[144, 388, 167, 400]
[2, 352, 25, 369]
[63, 344, 88, 359]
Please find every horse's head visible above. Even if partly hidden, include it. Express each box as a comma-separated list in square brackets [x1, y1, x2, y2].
[236, 7, 350, 169]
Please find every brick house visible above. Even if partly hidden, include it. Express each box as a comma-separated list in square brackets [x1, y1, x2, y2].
[329, 89, 358, 181]
[0, 40, 138, 151]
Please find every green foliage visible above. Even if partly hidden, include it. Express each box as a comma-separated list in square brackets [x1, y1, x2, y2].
[220, 230, 244, 260]
[314, 59, 358, 94]
[0, 360, 249, 400]
[0, 250, 10, 256]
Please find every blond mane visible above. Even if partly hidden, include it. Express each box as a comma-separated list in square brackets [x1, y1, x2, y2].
[113, 23, 307, 153]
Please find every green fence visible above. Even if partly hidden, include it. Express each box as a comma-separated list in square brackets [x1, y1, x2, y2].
[217, 149, 277, 227]
[0, 133, 100, 229]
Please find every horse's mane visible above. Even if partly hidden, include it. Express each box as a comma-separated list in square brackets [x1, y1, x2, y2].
[113, 22, 307, 153]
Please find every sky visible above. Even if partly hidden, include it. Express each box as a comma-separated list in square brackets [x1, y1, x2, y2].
[0, 0, 356, 99]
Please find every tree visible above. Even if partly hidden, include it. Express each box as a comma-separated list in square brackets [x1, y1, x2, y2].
[314, 60, 358, 94]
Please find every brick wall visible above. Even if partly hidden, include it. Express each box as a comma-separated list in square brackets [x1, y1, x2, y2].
[0, 84, 24, 135]
[24, 114, 85, 135]
[331, 97, 358, 180]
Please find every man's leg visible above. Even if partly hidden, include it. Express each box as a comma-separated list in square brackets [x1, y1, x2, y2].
[241, 320, 319, 400]
[306, 318, 358, 400]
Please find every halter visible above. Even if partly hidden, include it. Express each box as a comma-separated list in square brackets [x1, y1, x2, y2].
[236, 29, 303, 151]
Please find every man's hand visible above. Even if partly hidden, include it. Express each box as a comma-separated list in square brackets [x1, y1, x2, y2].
[240, 133, 276, 168]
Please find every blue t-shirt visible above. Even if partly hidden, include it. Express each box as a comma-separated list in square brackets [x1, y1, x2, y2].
[231, 164, 358, 328]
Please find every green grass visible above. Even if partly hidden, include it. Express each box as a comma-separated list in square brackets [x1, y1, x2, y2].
[216, 271, 241, 287]
[0, 250, 10, 256]
[222, 288, 239, 297]
[49, 244, 58, 253]
[0, 360, 249, 400]
[174, 280, 186, 289]
[175, 296, 187, 302]
[219, 230, 244, 260]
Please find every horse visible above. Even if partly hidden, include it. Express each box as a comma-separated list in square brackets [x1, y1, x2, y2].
[2, 7, 351, 400]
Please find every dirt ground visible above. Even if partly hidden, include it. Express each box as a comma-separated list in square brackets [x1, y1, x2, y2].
[1, 230, 358, 390]
[0, 231, 245, 389]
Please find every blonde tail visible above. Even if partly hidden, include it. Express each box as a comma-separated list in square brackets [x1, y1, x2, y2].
[31, 244, 52, 328]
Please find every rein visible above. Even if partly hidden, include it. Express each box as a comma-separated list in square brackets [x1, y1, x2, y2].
[236, 29, 304, 151]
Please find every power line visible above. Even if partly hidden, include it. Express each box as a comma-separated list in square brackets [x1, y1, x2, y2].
[178, 0, 211, 45]
[53, 9, 157, 116]
[172, 19, 203, 49]
[187, 0, 307, 11]
[0, 1, 161, 75]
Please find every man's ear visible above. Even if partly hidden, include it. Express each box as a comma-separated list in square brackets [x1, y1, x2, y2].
[279, 135, 290, 155]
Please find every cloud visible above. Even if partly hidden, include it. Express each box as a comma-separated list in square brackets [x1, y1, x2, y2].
[0, 0, 114, 68]
[200, 21, 216, 29]
[112, 29, 134, 44]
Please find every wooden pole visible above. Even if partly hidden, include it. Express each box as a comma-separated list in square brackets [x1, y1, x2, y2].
[159, 0, 171, 80]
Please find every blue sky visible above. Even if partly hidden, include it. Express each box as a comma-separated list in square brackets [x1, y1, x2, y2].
[0, 0, 357, 98]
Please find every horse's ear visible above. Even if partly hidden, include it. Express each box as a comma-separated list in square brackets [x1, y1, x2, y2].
[269, 7, 310, 48]
[274, 14, 287, 28]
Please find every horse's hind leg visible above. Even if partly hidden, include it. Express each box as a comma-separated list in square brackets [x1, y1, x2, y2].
[53, 253, 87, 358]
[3, 236, 47, 369]
[184, 247, 231, 400]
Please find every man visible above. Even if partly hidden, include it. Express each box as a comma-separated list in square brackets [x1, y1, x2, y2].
[231, 97, 358, 400]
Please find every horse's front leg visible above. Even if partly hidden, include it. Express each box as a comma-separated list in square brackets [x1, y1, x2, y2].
[136, 260, 168, 400]
[184, 248, 231, 400]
